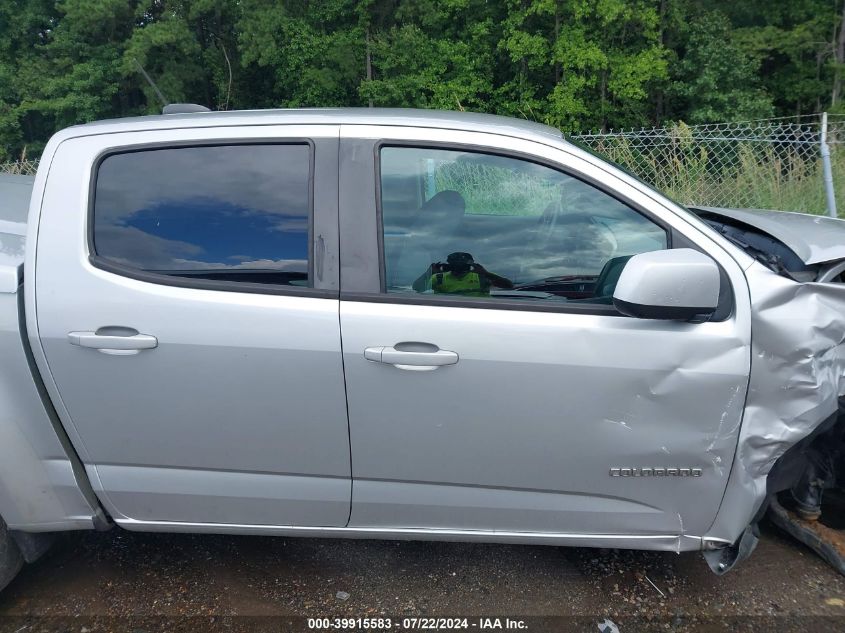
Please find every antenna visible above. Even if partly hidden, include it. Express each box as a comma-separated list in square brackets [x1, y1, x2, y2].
[132, 57, 169, 108]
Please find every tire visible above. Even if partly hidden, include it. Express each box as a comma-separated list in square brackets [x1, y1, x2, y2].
[0, 517, 23, 593]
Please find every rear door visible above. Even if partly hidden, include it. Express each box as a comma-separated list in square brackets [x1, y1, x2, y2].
[338, 125, 751, 541]
[31, 125, 351, 528]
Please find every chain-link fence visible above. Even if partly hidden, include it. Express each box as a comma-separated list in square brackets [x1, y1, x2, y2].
[3, 115, 845, 216]
[0, 159, 39, 176]
[573, 114, 845, 216]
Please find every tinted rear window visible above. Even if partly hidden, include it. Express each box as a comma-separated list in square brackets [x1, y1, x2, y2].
[93, 144, 312, 287]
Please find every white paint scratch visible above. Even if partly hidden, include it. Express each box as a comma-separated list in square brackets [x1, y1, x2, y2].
[675, 512, 685, 554]
[602, 418, 632, 431]
[645, 575, 666, 598]
[706, 384, 744, 477]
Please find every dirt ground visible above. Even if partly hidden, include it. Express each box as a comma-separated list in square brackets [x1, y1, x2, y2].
[0, 521, 844, 632]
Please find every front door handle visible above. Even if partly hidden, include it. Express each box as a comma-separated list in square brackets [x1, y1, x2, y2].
[364, 345, 459, 371]
[68, 328, 158, 355]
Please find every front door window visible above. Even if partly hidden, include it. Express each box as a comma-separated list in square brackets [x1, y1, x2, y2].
[380, 146, 668, 304]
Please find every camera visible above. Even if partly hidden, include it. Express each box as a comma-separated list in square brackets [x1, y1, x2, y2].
[436, 252, 475, 275]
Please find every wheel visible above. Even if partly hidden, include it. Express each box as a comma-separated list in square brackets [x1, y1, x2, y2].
[0, 517, 23, 593]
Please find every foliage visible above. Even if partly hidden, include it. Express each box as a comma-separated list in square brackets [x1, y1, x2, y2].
[668, 10, 773, 124]
[1, 0, 845, 160]
[498, 0, 667, 131]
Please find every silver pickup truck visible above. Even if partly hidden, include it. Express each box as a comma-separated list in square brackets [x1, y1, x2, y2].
[2, 107, 845, 591]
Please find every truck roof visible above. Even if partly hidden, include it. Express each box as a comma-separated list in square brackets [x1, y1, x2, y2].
[60, 107, 565, 143]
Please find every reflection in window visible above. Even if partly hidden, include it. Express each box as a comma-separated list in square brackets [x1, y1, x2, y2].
[380, 147, 667, 304]
[93, 144, 311, 287]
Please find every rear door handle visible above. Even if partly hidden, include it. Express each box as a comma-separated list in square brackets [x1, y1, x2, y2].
[364, 345, 459, 371]
[68, 329, 158, 355]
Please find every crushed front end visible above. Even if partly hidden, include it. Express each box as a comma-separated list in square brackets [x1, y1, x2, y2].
[694, 207, 845, 576]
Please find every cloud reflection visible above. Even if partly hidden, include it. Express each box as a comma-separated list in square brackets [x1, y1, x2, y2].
[94, 144, 311, 277]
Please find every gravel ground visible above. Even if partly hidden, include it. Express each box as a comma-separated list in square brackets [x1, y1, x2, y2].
[0, 521, 844, 632]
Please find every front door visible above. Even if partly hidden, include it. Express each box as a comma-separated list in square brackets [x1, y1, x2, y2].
[33, 126, 351, 527]
[339, 129, 751, 539]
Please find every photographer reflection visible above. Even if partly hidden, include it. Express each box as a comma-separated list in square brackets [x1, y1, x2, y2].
[412, 252, 513, 297]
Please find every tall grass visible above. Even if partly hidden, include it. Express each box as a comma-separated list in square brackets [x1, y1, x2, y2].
[584, 124, 843, 216]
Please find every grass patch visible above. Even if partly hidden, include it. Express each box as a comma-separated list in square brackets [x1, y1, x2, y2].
[581, 125, 844, 216]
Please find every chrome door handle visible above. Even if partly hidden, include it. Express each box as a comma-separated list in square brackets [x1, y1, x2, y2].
[364, 345, 459, 371]
[68, 329, 158, 355]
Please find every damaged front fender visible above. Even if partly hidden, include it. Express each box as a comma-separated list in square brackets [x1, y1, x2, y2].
[706, 262, 845, 550]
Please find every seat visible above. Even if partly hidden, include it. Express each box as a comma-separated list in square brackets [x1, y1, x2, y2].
[390, 190, 467, 288]
[593, 255, 633, 299]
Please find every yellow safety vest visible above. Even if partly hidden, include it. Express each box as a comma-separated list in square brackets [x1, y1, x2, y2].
[430, 271, 489, 297]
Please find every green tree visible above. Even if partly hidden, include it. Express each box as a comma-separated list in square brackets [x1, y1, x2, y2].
[0, 0, 58, 159]
[30, 0, 138, 134]
[360, 0, 496, 111]
[122, 1, 244, 112]
[669, 10, 773, 123]
[237, 0, 364, 107]
[497, 0, 668, 132]
[3, 0, 845, 159]
[698, 0, 832, 115]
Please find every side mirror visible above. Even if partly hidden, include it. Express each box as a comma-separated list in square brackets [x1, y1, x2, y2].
[612, 248, 720, 322]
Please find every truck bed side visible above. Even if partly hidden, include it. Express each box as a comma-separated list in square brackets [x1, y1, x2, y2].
[0, 174, 103, 532]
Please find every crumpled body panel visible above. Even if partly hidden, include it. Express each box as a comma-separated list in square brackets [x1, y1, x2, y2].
[708, 261, 845, 542]
[693, 207, 845, 265]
